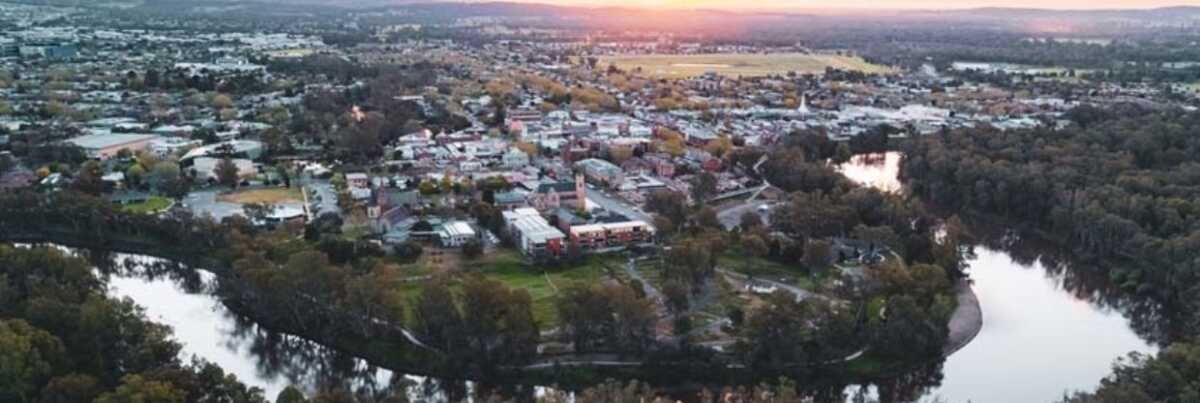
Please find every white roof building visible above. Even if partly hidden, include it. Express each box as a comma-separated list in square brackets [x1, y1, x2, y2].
[503, 208, 566, 256]
[438, 221, 476, 247]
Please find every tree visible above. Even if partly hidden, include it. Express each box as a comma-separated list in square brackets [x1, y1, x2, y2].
[0, 319, 63, 403]
[608, 146, 634, 165]
[275, 386, 307, 403]
[739, 211, 763, 230]
[419, 276, 539, 370]
[418, 180, 438, 195]
[557, 283, 655, 353]
[413, 279, 462, 352]
[645, 190, 688, 225]
[242, 203, 276, 224]
[741, 234, 769, 271]
[150, 162, 189, 198]
[211, 93, 234, 110]
[833, 142, 853, 164]
[144, 69, 160, 88]
[1060, 342, 1200, 403]
[662, 280, 690, 314]
[276, 164, 291, 188]
[692, 206, 721, 230]
[873, 295, 949, 361]
[739, 294, 857, 369]
[804, 239, 833, 269]
[72, 161, 107, 195]
[214, 158, 240, 189]
[690, 172, 718, 204]
[125, 164, 146, 188]
[514, 142, 539, 158]
[705, 135, 734, 158]
[38, 374, 101, 403]
[93, 375, 185, 403]
[461, 239, 483, 259]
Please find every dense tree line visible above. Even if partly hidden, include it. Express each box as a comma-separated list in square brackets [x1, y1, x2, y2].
[1061, 341, 1200, 403]
[286, 63, 470, 163]
[227, 228, 540, 377]
[0, 245, 266, 403]
[902, 105, 1200, 341]
[556, 282, 657, 355]
[0, 191, 228, 257]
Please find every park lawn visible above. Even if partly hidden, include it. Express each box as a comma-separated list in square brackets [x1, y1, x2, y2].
[479, 251, 619, 326]
[599, 53, 894, 79]
[719, 253, 817, 290]
[217, 187, 303, 204]
[122, 196, 173, 214]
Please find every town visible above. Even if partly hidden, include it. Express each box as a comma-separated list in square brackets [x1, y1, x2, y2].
[3, 1, 1200, 403]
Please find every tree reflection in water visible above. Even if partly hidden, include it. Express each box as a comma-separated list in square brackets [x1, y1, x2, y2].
[970, 222, 1177, 346]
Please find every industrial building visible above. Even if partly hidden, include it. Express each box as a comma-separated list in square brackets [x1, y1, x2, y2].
[66, 133, 158, 159]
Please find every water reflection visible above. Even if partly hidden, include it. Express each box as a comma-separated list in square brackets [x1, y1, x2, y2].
[837, 153, 904, 194]
[837, 152, 1158, 403]
[98, 252, 416, 400]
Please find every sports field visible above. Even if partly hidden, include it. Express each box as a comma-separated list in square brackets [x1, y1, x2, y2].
[217, 187, 303, 204]
[599, 53, 894, 79]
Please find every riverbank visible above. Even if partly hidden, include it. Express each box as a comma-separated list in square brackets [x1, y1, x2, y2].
[5, 233, 980, 393]
[944, 278, 983, 356]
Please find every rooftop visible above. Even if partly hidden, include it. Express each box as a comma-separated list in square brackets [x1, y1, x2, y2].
[66, 133, 157, 150]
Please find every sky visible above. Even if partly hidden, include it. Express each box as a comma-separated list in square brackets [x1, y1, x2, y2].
[523, 0, 1200, 10]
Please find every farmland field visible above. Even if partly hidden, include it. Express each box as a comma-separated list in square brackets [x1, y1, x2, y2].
[598, 53, 894, 78]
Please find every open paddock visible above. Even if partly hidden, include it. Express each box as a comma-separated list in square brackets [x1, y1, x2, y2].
[599, 53, 894, 79]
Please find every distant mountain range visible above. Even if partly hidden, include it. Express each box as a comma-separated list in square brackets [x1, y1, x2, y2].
[13, 0, 1200, 32]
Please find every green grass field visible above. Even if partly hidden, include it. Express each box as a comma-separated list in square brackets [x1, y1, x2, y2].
[718, 253, 819, 290]
[477, 251, 619, 326]
[122, 196, 173, 214]
[599, 53, 894, 79]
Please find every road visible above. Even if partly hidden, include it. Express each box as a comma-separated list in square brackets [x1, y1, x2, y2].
[623, 258, 662, 302]
[586, 189, 652, 222]
[181, 190, 244, 221]
[717, 268, 816, 301]
[717, 201, 773, 230]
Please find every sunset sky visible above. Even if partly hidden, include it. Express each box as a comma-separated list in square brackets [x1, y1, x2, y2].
[525, 0, 1199, 10]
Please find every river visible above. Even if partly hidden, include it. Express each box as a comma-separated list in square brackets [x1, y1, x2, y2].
[64, 151, 1157, 403]
[98, 252, 469, 402]
[838, 152, 1157, 403]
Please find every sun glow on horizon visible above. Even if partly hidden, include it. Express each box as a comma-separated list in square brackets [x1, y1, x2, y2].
[518, 0, 1200, 11]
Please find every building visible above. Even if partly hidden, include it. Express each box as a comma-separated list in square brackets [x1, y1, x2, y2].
[149, 137, 202, 157]
[192, 157, 256, 181]
[502, 149, 530, 169]
[569, 221, 655, 251]
[575, 158, 625, 187]
[66, 133, 158, 159]
[19, 42, 77, 59]
[493, 190, 528, 210]
[507, 108, 543, 124]
[529, 174, 586, 211]
[345, 173, 369, 189]
[503, 208, 566, 257]
[438, 221, 477, 247]
[180, 140, 264, 161]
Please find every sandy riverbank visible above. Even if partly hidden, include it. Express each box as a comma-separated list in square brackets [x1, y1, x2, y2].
[943, 278, 983, 356]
